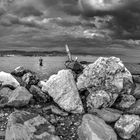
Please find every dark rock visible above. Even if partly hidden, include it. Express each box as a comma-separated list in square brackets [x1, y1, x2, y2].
[22, 72, 40, 89]
[42, 69, 84, 114]
[42, 105, 68, 116]
[87, 90, 118, 109]
[133, 75, 140, 83]
[126, 99, 140, 115]
[11, 66, 26, 77]
[65, 60, 84, 74]
[88, 108, 122, 123]
[78, 114, 117, 140]
[0, 72, 20, 88]
[5, 110, 60, 140]
[29, 85, 50, 103]
[114, 94, 136, 110]
[115, 115, 140, 139]
[77, 57, 133, 95]
[79, 90, 90, 112]
[133, 83, 140, 99]
[80, 61, 91, 65]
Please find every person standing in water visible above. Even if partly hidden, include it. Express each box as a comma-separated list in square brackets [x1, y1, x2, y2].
[39, 57, 43, 66]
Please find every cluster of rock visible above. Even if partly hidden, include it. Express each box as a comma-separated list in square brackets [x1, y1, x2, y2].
[0, 56, 140, 140]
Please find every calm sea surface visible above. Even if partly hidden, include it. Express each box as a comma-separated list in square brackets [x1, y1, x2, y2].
[0, 55, 139, 80]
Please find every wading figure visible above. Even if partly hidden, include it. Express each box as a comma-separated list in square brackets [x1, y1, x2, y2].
[39, 57, 43, 66]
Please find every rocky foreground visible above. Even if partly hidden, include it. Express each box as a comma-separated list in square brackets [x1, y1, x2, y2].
[0, 57, 140, 140]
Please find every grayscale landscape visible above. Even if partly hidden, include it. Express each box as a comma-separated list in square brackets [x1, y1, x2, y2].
[0, 0, 140, 140]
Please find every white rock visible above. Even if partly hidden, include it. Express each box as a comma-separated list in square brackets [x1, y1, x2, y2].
[42, 69, 83, 113]
[0, 71, 20, 88]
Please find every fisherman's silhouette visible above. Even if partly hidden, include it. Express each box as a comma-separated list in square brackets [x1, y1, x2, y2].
[39, 57, 43, 66]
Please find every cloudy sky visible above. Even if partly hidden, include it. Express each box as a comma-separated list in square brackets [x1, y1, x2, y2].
[0, 0, 140, 55]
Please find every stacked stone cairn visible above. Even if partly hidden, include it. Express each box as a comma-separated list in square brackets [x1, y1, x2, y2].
[0, 57, 140, 140]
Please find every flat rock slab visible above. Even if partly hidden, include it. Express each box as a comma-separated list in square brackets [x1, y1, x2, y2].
[5, 110, 60, 140]
[89, 108, 122, 123]
[78, 114, 117, 140]
[42, 69, 83, 114]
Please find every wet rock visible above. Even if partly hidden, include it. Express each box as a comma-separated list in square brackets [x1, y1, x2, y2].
[87, 90, 118, 109]
[42, 70, 84, 114]
[22, 72, 40, 89]
[43, 105, 68, 116]
[114, 95, 136, 110]
[89, 108, 122, 123]
[29, 85, 50, 103]
[78, 114, 117, 140]
[115, 115, 140, 139]
[133, 75, 140, 83]
[126, 99, 140, 115]
[0, 86, 32, 107]
[5, 110, 60, 140]
[133, 83, 140, 99]
[65, 60, 84, 74]
[77, 57, 133, 95]
[11, 66, 26, 77]
[0, 71, 20, 88]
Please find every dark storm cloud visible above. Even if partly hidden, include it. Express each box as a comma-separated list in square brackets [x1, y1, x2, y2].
[0, 0, 140, 40]
[78, 0, 140, 39]
[11, 0, 80, 17]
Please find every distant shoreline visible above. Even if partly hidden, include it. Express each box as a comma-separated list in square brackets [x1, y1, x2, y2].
[0, 50, 67, 57]
[0, 50, 126, 57]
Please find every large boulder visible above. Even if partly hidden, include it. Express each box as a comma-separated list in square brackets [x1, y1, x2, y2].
[5, 111, 60, 140]
[0, 71, 20, 88]
[77, 57, 133, 94]
[78, 114, 117, 140]
[0, 86, 32, 107]
[42, 69, 83, 114]
[115, 115, 140, 139]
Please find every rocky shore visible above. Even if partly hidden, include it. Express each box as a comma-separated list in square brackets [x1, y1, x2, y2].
[0, 56, 140, 140]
